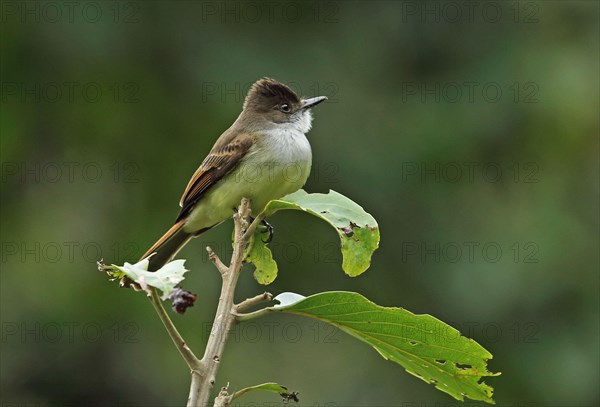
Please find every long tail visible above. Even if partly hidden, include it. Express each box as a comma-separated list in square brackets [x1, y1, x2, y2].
[142, 219, 193, 271]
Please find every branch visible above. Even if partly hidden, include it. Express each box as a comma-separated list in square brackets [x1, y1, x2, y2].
[187, 198, 253, 407]
[207, 246, 228, 274]
[242, 212, 265, 242]
[235, 292, 273, 312]
[148, 288, 201, 371]
[234, 306, 272, 322]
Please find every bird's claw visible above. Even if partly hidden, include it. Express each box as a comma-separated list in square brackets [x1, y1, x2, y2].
[260, 219, 274, 243]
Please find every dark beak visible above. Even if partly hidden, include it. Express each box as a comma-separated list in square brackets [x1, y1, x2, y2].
[301, 96, 328, 109]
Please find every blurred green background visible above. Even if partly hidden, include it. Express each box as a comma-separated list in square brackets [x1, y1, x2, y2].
[1, 1, 598, 406]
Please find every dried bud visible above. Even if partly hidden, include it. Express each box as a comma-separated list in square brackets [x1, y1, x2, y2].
[168, 288, 197, 314]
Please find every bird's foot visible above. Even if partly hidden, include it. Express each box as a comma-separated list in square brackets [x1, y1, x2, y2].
[247, 216, 275, 243]
[259, 219, 274, 243]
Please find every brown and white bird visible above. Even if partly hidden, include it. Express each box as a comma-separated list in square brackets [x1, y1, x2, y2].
[140, 78, 327, 271]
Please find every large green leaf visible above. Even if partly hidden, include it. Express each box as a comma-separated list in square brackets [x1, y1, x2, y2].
[271, 291, 499, 403]
[260, 189, 380, 277]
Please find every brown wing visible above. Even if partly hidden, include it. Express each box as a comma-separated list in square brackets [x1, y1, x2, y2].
[176, 132, 254, 222]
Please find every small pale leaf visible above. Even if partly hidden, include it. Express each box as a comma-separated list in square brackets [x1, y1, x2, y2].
[113, 256, 189, 300]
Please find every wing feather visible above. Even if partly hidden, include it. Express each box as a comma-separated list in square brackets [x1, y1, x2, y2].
[176, 132, 254, 222]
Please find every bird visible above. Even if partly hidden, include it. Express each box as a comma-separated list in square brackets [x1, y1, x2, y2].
[137, 78, 327, 273]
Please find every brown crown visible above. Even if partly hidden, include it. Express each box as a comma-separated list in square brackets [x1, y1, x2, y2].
[243, 78, 300, 111]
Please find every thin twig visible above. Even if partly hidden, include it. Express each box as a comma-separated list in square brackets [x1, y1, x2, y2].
[207, 246, 228, 275]
[148, 289, 202, 370]
[241, 213, 265, 242]
[234, 306, 273, 322]
[230, 386, 254, 400]
[235, 292, 273, 312]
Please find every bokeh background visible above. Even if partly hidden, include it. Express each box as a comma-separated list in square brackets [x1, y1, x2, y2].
[1, 1, 599, 406]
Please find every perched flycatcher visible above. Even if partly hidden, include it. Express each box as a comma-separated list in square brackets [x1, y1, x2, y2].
[140, 78, 326, 271]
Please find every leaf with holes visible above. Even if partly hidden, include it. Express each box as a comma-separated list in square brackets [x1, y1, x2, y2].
[104, 255, 189, 300]
[271, 291, 499, 403]
[261, 189, 380, 276]
[245, 233, 278, 285]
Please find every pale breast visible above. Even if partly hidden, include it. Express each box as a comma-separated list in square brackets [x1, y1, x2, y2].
[183, 128, 312, 232]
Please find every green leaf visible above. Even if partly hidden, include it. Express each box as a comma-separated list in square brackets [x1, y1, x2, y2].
[245, 233, 278, 285]
[271, 291, 499, 404]
[233, 382, 297, 401]
[261, 190, 380, 276]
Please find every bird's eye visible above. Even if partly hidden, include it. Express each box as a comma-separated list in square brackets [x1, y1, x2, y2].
[279, 103, 291, 113]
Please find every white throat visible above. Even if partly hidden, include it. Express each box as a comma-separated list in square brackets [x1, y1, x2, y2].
[259, 110, 313, 165]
